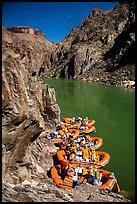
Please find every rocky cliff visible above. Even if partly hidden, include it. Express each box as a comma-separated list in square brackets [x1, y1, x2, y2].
[51, 1, 135, 88]
[2, 26, 61, 185]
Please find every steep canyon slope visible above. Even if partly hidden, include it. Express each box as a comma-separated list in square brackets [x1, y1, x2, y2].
[2, 26, 61, 186]
[52, 1, 135, 88]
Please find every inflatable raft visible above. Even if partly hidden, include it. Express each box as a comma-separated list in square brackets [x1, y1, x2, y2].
[79, 125, 96, 134]
[57, 136, 102, 150]
[50, 164, 87, 189]
[56, 149, 110, 168]
[50, 164, 119, 191]
[64, 117, 95, 126]
[61, 121, 96, 134]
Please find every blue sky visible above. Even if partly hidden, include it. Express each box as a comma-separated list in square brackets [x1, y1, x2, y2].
[2, 2, 119, 43]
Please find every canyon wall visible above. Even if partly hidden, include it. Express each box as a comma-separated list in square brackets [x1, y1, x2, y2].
[2, 26, 61, 182]
[51, 1, 135, 87]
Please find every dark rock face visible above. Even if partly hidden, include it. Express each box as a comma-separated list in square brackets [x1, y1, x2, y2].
[51, 1, 135, 88]
[2, 26, 61, 175]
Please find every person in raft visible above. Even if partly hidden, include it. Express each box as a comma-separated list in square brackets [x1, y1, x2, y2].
[90, 149, 100, 163]
[72, 170, 80, 187]
[69, 152, 76, 162]
[87, 167, 102, 186]
[82, 117, 88, 124]
[45, 132, 51, 139]
[60, 160, 68, 180]
[74, 164, 83, 177]
[79, 123, 87, 130]
[71, 117, 76, 124]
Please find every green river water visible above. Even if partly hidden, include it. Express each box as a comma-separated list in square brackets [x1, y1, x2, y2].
[44, 78, 135, 199]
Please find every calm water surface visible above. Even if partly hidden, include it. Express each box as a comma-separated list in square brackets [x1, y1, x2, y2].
[44, 78, 135, 198]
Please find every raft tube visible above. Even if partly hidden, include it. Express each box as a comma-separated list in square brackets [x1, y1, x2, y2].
[64, 118, 95, 126]
[68, 128, 79, 138]
[50, 165, 86, 189]
[50, 165, 119, 191]
[79, 125, 96, 134]
[95, 151, 110, 167]
[57, 136, 103, 150]
[56, 149, 110, 168]
[90, 137, 103, 150]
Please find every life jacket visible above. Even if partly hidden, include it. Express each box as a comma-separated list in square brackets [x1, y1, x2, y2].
[82, 168, 88, 175]
[69, 154, 75, 161]
[78, 176, 87, 183]
[82, 148, 90, 159]
[65, 128, 68, 133]
[63, 176, 73, 187]
[91, 152, 100, 162]
[58, 129, 65, 136]
[95, 154, 100, 162]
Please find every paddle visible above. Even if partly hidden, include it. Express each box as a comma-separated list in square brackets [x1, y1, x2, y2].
[115, 178, 120, 192]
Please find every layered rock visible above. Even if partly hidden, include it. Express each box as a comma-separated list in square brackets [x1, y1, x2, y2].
[2, 26, 61, 180]
[7, 26, 46, 38]
[51, 1, 135, 88]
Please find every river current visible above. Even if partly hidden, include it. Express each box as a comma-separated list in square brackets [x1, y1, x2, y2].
[44, 78, 135, 199]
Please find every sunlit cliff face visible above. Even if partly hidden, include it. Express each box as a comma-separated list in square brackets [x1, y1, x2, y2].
[2, 26, 60, 182]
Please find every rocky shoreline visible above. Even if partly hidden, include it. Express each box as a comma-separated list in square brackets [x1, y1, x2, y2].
[2, 181, 131, 202]
[78, 64, 135, 89]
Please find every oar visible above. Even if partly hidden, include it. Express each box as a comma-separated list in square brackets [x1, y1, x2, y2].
[115, 178, 120, 192]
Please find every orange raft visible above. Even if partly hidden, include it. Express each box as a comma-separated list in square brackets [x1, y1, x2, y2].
[94, 151, 110, 167]
[64, 118, 95, 126]
[98, 169, 117, 191]
[56, 149, 110, 168]
[64, 117, 75, 124]
[38, 131, 65, 144]
[57, 136, 103, 150]
[50, 164, 86, 189]
[50, 164, 119, 191]
[79, 125, 96, 134]
[82, 167, 119, 191]
[57, 127, 79, 138]
[89, 137, 102, 150]
[60, 121, 95, 135]
[68, 128, 79, 138]
[59, 123, 79, 138]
